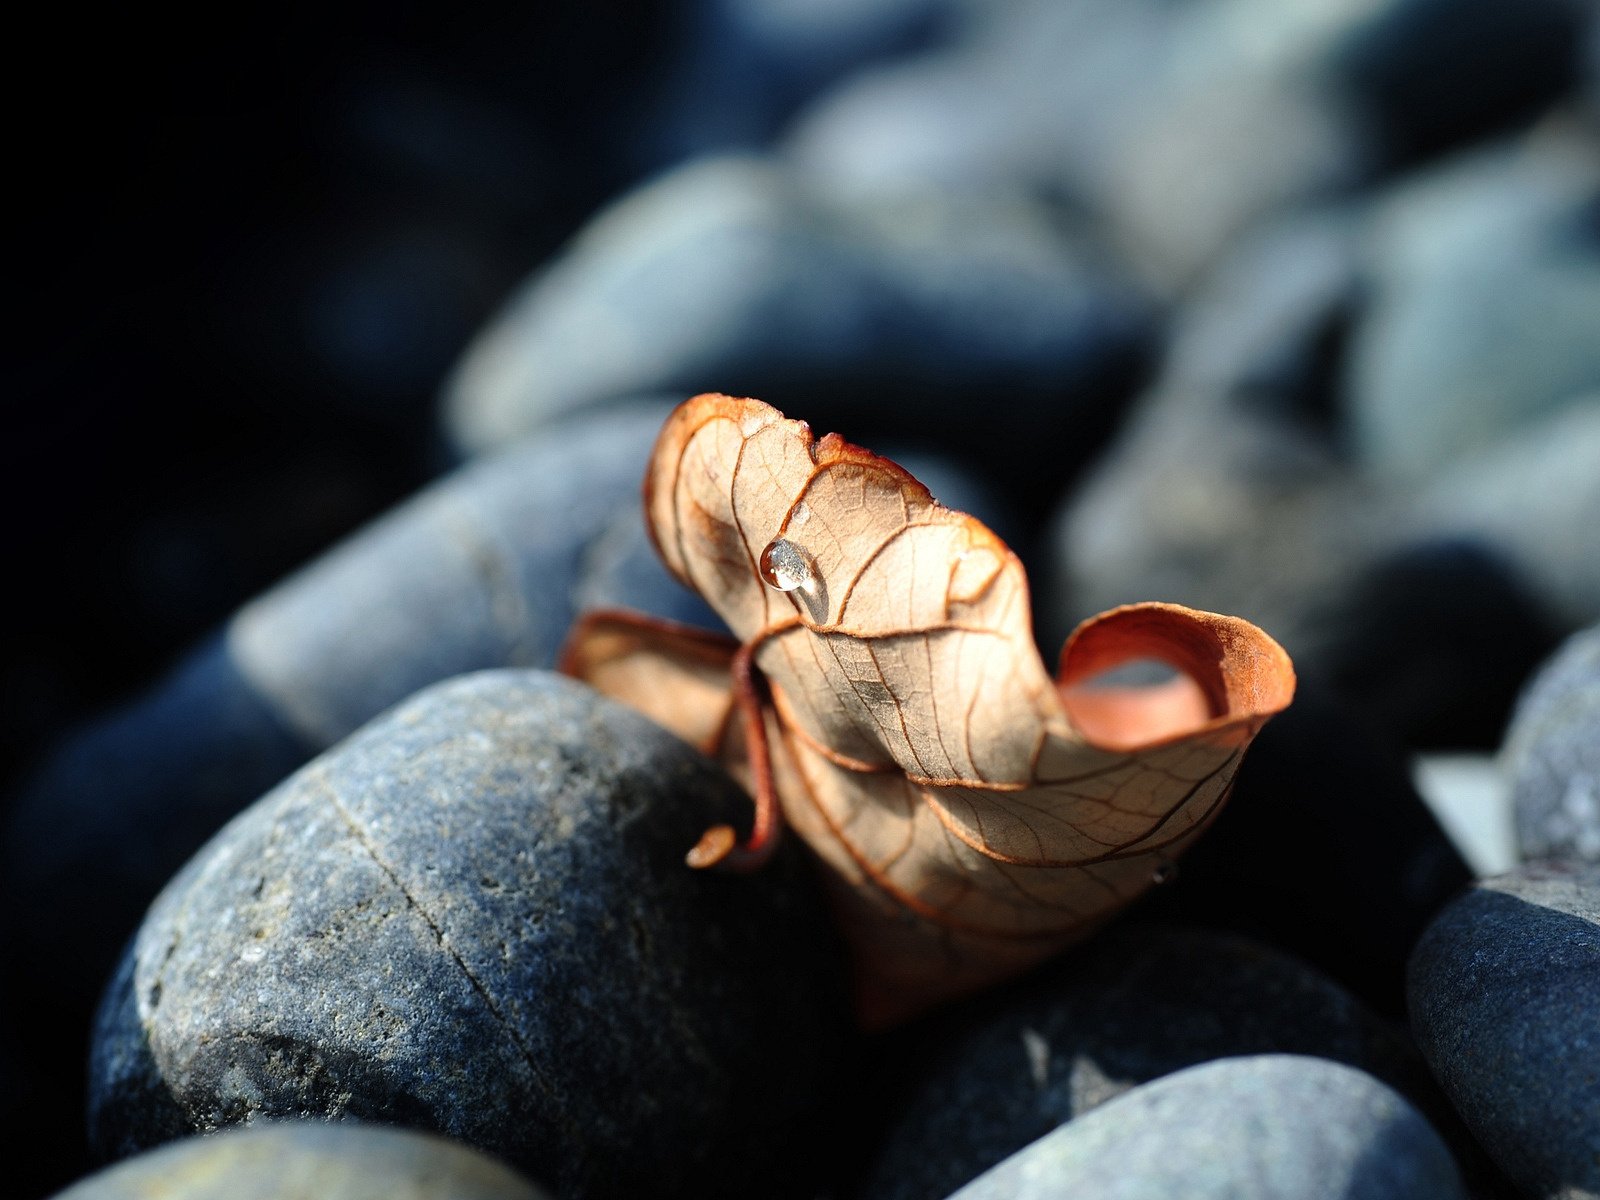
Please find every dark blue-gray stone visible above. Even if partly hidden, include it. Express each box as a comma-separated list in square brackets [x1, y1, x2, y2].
[1124, 680, 1472, 1017]
[866, 926, 1463, 1200]
[625, 0, 944, 170]
[1504, 625, 1600, 863]
[55, 1120, 547, 1200]
[87, 670, 849, 1199]
[439, 154, 1153, 509]
[1, 402, 714, 1008]
[1408, 861, 1600, 1199]
[944, 1055, 1465, 1200]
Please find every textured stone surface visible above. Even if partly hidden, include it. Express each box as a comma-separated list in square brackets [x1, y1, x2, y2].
[55, 1121, 547, 1200]
[439, 154, 1152, 508]
[867, 927, 1454, 1200]
[88, 671, 849, 1199]
[2, 402, 710, 1012]
[1505, 625, 1600, 863]
[1408, 861, 1600, 1198]
[945, 1055, 1465, 1200]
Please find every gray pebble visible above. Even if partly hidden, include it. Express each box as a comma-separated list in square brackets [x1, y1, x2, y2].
[1408, 861, 1600, 1198]
[88, 671, 848, 1198]
[944, 1055, 1464, 1200]
[868, 926, 1457, 1200]
[55, 1120, 547, 1200]
[1505, 625, 1600, 863]
[228, 401, 711, 746]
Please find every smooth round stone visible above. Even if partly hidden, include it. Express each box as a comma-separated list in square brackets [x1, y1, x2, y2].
[2, 402, 712, 1010]
[227, 401, 713, 747]
[88, 671, 848, 1198]
[439, 154, 1153, 504]
[867, 926, 1454, 1200]
[55, 1121, 546, 1200]
[1347, 132, 1600, 481]
[1408, 861, 1600, 1198]
[945, 1055, 1465, 1200]
[1408, 401, 1600, 633]
[784, 0, 1185, 204]
[1504, 625, 1600, 862]
[1094, 48, 1366, 291]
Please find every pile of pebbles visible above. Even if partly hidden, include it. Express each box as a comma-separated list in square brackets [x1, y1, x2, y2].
[7, 1, 1598, 1197]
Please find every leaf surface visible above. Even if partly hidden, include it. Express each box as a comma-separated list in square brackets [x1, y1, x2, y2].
[564, 395, 1295, 1024]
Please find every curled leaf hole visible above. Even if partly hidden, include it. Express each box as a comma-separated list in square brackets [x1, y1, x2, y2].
[1059, 656, 1211, 751]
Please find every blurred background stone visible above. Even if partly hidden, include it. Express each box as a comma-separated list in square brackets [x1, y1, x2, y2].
[89, 671, 850, 1199]
[1503, 626, 1600, 863]
[1408, 861, 1600, 1199]
[440, 154, 1154, 517]
[946, 1055, 1465, 1200]
[1346, 129, 1600, 482]
[621, 0, 950, 171]
[55, 1121, 548, 1200]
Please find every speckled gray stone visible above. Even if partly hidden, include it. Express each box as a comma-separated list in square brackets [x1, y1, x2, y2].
[1505, 626, 1600, 862]
[1408, 862, 1600, 1199]
[867, 927, 1459, 1200]
[88, 671, 848, 1199]
[2, 402, 715, 1011]
[944, 1055, 1465, 1200]
[55, 1120, 547, 1200]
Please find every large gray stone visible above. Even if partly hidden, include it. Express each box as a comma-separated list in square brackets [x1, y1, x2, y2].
[1505, 625, 1600, 863]
[2, 402, 713, 1009]
[1408, 862, 1600, 1199]
[88, 671, 849, 1199]
[867, 927, 1460, 1200]
[944, 1055, 1465, 1200]
[55, 1121, 547, 1200]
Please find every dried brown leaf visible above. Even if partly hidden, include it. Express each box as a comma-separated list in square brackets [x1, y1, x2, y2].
[562, 394, 1295, 1025]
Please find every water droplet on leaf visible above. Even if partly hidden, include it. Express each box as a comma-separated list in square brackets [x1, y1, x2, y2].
[1151, 861, 1178, 885]
[759, 538, 815, 592]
